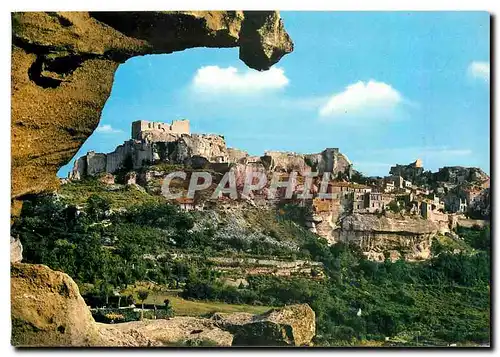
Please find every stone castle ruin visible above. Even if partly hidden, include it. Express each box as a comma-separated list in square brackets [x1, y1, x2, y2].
[69, 119, 353, 181]
[132, 119, 190, 141]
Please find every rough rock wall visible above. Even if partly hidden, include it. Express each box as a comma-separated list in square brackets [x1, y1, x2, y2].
[170, 134, 229, 163]
[11, 263, 102, 347]
[227, 148, 249, 163]
[333, 213, 443, 261]
[11, 263, 315, 347]
[260, 148, 352, 178]
[261, 151, 311, 174]
[433, 166, 489, 184]
[214, 304, 316, 346]
[11, 11, 293, 213]
[305, 148, 352, 177]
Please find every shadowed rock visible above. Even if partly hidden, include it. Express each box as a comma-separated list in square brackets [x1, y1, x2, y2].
[212, 304, 316, 346]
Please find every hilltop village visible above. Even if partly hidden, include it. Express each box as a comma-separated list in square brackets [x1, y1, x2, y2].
[69, 119, 490, 261]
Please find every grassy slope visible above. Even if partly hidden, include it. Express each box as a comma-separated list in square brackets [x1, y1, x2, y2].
[121, 284, 272, 316]
[58, 178, 164, 209]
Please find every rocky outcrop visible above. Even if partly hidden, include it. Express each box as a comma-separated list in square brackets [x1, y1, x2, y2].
[11, 11, 293, 213]
[260, 148, 352, 177]
[10, 237, 23, 263]
[98, 317, 233, 347]
[334, 214, 444, 261]
[70, 133, 230, 179]
[11, 263, 315, 347]
[213, 304, 316, 346]
[167, 134, 229, 164]
[11, 263, 102, 347]
[433, 166, 489, 185]
[468, 188, 490, 219]
[389, 159, 426, 184]
[98, 305, 316, 347]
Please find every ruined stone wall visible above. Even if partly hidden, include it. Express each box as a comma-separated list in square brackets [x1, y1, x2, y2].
[132, 120, 190, 141]
[71, 140, 154, 178]
[105, 142, 130, 174]
[70, 157, 87, 180]
[86, 152, 106, 176]
[171, 119, 190, 134]
[228, 148, 249, 163]
[457, 218, 489, 229]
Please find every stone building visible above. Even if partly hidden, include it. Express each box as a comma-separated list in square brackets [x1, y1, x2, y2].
[365, 192, 384, 213]
[447, 197, 468, 213]
[131, 119, 190, 141]
[70, 120, 230, 179]
[384, 180, 395, 193]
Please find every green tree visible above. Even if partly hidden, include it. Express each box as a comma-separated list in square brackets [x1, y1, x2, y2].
[137, 290, 149, 320]
[85, 194, 111, 221]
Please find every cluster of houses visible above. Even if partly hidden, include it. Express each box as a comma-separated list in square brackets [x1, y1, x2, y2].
[157, 155, 489, 224]
[309, 174, 467, 221]
[172, 171, 486, 221]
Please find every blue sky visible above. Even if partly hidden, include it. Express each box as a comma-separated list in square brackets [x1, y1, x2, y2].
[58, 11, 490, 178]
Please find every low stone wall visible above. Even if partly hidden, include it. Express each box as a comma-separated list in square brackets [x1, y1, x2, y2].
[457, 218, 489, 229]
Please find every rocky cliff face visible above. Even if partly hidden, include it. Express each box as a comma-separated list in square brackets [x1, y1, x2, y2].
[468, 188, 491, 219]
[11, 11, 293, 213]
[334, 214, 445, 261]
[260, 148, 352, 177]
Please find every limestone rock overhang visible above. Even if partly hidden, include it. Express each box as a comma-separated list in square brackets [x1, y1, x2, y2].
[11, 11, 294, 214]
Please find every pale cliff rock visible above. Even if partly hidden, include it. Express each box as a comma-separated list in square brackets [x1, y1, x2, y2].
[11, 263, 102, 346]
[11, 11, 293, 212]
[227, 148, 249, 163]
[169, 134, 229, 164]
[334, 213, 444, 261]
[339, 213, 441, 234]
[10, 237, 23, 263]
[98, 317, 233, 347]
[260, 148, 352, 177]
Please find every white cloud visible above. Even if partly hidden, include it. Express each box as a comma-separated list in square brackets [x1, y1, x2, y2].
[468, 61, 490, 81]
[95, 124, 123, 134]
[192, 66, 289, 93]
[319, 80, 403, 118]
